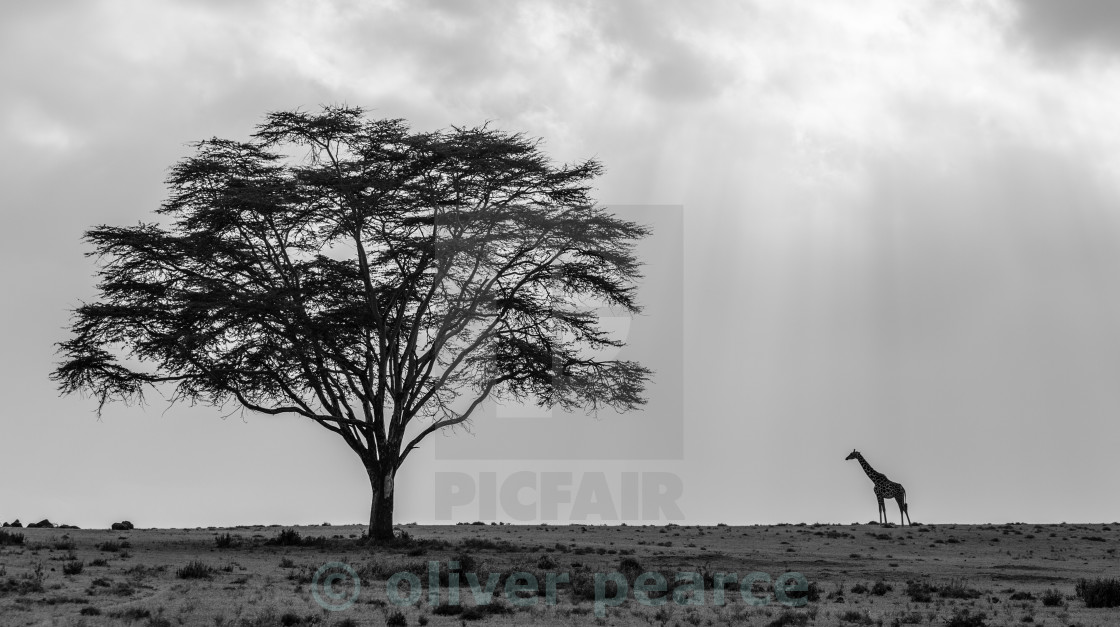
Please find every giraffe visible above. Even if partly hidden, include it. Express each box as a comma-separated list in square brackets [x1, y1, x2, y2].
[845, 449, 911, 526]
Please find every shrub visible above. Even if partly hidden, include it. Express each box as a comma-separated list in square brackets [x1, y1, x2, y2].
[460, 606, 486, 620]
[98, 541, 121, 553]
[1040, 588, 1064, 607]
[108, 608, 150, 620]
[568, 569, 605, 602]
[767, 611, 810, 626]
[384, 610, 407, 627]
[176, 560, 214, 580]
[63, 560, 84, 575]
[870, 581, 891, 596]
[838, 609, 873, 624]
[459, 601, 512, 620]
[1075, 578, 1120, 608]
[265, 528, 326, 548]
[215, 533, 239, 548]
[79, 607, 101, 615]
[905, 581, 933, 603]
[459, 537, 518, 552]
[945, 609, 987, 627]
[0, 529, 25, 545]
[278, 612, 309, 626]
[618, 557, 644, 583]
[939, 579, 982, 599]
[453, 552, 477, 574]
[268, 528, 303, 546]
[537, 554, 557, 569]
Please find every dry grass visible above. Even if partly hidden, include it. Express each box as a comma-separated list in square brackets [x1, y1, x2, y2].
[0, 522, 1116, 625]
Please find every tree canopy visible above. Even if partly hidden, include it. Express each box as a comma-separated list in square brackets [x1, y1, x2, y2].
[52, 106, 653, 538]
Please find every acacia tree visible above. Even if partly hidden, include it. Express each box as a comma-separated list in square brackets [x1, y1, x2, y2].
[52, 106, 652, 540]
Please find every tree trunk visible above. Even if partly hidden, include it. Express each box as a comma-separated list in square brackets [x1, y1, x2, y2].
[367, 467, 396, 541]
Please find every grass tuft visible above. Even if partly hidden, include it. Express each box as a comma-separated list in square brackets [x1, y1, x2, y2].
[176, 560, 214, 580]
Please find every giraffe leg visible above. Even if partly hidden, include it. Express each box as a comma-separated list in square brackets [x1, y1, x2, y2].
[895, 495, 908, 526]
[877, 497, 886, 525]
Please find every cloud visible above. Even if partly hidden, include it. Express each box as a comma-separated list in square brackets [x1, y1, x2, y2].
[1012, 0, 1120, 55]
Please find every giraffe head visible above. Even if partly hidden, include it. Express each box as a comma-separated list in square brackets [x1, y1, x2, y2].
[845, 449, 860, 461]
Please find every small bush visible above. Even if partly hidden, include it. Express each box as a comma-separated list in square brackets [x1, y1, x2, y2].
[838, 609, 873, 624]
[176, 560, 214, 580]
[905, 581, 933, 603]
[459, 537, 518, 552]
[618, 557, 644, 583]
[1041, 588, 1064, 607]
[0, 529, 24, 545]
[215, 533, 239, 549]
[945, 609, 988, 627]
[767, 611, 810, 627]
[108, 608, 150, 620]
[384, 610, 407, 627]
[278, 612, 310, 626]
[266, 528, 326, 548]
[537, 554, 557, 569]
[79, 607, 101, 616]
[1075, 578, 1120, 608]
[870, 581, 891, 596]
[896, 611, 924, 625]
[459, 601, 512, 620]
[269, 528, 303, 546]
[460, 606, 486, 620]
[62, 560, 84, 575]
[939, 579, 982, 599]
[453, 552, 477, 574]
[98, 541, 121, 553]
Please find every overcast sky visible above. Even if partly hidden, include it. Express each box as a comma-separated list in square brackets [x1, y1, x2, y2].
[2, 0, 1119, 529]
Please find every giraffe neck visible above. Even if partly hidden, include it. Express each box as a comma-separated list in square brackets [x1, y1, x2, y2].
[856, 455, 886, 481]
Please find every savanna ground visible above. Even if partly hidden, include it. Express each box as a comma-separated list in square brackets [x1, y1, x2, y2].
[0, 521, 1117, 626]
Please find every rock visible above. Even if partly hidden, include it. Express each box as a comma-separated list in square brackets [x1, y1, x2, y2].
[27, 519, 54, 529]
[111, 521, 134, 531]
